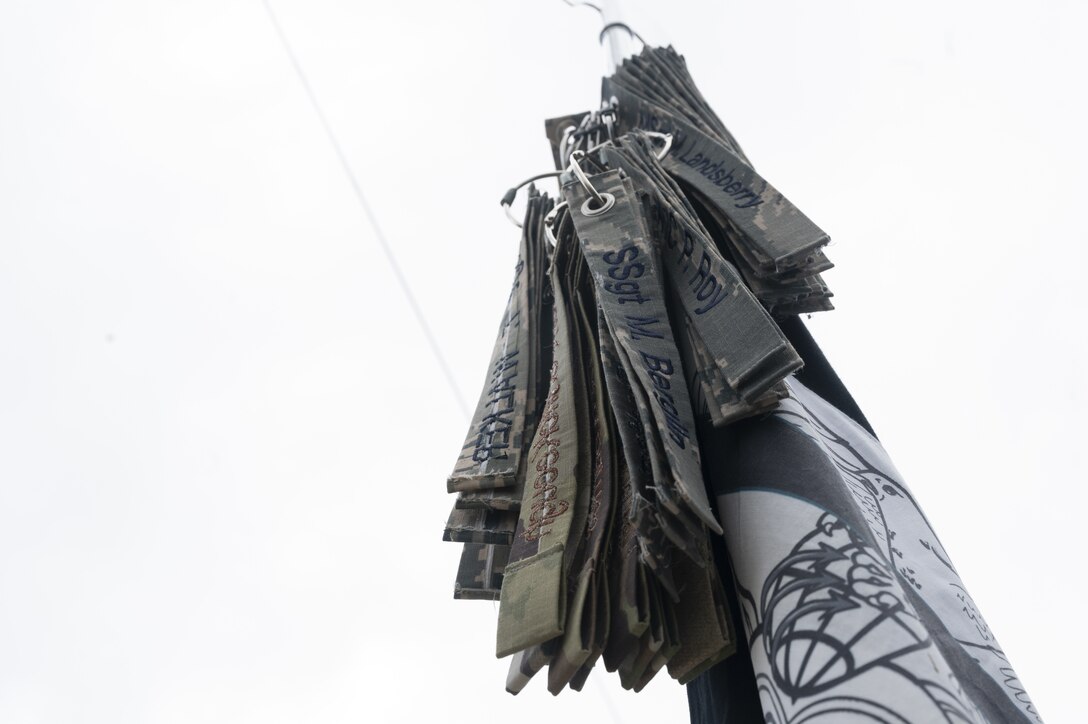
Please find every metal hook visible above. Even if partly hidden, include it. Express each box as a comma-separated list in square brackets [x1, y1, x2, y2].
[584, 131, 673, 162]
[568, 150, 615, 215]
[598, 21, 646, 47]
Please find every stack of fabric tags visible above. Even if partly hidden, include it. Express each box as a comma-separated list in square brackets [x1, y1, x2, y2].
[441, 46, 1039, 724]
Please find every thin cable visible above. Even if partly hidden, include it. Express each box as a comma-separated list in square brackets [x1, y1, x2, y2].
[261, 0, 470, 419]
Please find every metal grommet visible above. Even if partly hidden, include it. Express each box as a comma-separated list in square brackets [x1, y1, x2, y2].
[581, 192, 615, 217]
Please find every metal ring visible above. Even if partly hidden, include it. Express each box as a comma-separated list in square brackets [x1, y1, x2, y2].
[568, 151, 605, 206]
[545, 220, 558, 245]
[565, 110, 602, 168]
[581, 192, 615, 217]
[544, 200, 568, 227]
[545, 202, 568, 246]
[644, 131, 673, 160]
[558, 125, 577, 169]
[598, 21, 647, 47]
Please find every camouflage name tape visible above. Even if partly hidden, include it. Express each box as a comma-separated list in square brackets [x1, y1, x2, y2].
[564, 169, 721, 537]
[654, 46, 747, 157]
[623, 62, 726, 158]
[547, 277, 618, 695]
[604, 77, 830, 276]
[558, 219, 595, 569]
[577, 196, 682, 600]
[601, 462, 651, 676]
[675, 299, 789, 426]
[454, 488, 521, 512]
[521, 187, 555, 469]
[665, 536, 737, 685]
[634, 591, 681, 692]
[607, 50, 729, 152]
[605, 134, 785, 369]
[617, 577, 667, 690]
[669, 302, 715, 425]
[695, 198, 835, 314]
[443, 506, 518, 546]
[453, 542, 510, 601]
[628, 48, 744, 158]
[509, 221, 600, 693]
[604, 56, 812, 269]
[664, 123, 828, 274]
[496, 228, 584, 660]
[600, 136, 803, 403]
[596, 309, 655, 529]
[608, 320, 704, 567]
[448, 191, 553, 493]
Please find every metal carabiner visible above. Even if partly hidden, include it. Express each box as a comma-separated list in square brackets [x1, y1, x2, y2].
[499, 171, 564, 228]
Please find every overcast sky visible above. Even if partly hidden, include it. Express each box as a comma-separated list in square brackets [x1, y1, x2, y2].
[1, 1, 1084, 722]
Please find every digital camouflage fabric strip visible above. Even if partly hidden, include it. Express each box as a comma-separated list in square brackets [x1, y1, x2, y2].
[447, 188, 553, 495]
[440, 44, 1038, 721]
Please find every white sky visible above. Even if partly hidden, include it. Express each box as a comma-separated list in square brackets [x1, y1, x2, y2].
[0, 1, 1084, 722]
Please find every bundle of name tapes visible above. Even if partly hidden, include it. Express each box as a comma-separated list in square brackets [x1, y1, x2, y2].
[443, 46, 833, 695]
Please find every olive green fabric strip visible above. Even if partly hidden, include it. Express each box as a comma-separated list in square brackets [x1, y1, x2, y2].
[618, 577, 665, 690]
[601, 461, 651, 676]
[547, 271, 619, 695]
[496, 228, 584, 660]
[546, 568, 596, 694]
[496, 543, 567, 658]
[634, 591, 681, 692]
[666, 538, 737, 684]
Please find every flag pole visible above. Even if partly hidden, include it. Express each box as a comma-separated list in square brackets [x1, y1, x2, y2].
[599, 0, 635, 74]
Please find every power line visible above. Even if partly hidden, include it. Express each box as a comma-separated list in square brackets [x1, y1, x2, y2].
[261, 0, 470, 419]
